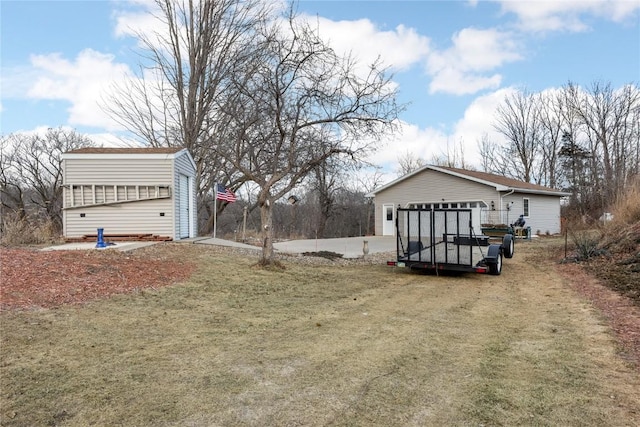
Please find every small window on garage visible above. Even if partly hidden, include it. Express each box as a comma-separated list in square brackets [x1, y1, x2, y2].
[523, 197, 530, 217]
[386, 206, 393, 220]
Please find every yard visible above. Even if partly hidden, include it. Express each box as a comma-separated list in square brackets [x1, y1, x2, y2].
[1, 239, 639, 426]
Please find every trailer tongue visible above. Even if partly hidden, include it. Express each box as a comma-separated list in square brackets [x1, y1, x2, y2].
[389, 208, 514, 275]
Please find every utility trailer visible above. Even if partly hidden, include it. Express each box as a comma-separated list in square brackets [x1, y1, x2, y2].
[389, 208, 514, 275]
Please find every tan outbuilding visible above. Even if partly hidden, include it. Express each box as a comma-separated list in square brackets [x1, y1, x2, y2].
[62, 147, 197, 241]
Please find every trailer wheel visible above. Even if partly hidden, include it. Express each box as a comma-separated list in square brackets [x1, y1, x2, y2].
[489, 253, 503, 275]
[502, 234, 514, 259]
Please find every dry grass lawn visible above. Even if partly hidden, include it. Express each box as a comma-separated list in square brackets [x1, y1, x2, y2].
[1, 239, 639, 426]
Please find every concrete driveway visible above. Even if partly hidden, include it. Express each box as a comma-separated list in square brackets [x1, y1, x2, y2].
[195, 236, 395, 259]
[272, 236, 395, 258]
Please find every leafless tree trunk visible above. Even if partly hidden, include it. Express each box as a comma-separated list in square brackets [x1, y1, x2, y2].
[217, 10, 401, 264]
[354, 167, 385, 235]
[537, 91, 565, 187]
[310, 158, 341, 238]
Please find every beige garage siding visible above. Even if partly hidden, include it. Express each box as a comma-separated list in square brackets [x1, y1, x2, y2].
[63, 157, 175, 238]
[64, 159, 173, 184]
[374, 169, 497, 235]
[64, 199, 174, 238]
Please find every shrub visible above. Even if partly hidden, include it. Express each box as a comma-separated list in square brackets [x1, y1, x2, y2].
[569, 229, 603, 261]
[0, 213, 63, 246]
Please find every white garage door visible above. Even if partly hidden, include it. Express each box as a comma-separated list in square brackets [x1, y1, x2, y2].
[179, 174, 190, 239]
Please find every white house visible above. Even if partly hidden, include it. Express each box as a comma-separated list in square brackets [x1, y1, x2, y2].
[62, 147, 197, 241]
[367, 165, 569, 236]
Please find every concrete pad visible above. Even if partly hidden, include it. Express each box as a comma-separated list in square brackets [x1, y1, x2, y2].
[273, 236, 395, 259]
[193, 236, 395, 259]
[41, 241, 159, 252]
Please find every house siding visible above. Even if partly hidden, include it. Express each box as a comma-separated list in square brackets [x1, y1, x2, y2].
[374, 169, 498, 235]
[503, 193, 561, 235]
[63, 157, 176, 239]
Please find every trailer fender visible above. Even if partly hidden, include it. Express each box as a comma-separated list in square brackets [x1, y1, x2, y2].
[485, 244, 503, 275]
[502, 234, 514, 259]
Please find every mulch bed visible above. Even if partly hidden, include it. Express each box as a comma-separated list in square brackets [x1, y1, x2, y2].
[0, 245, 195, 311]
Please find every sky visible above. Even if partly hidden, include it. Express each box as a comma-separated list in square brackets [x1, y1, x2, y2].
[1, 0, 639, 177]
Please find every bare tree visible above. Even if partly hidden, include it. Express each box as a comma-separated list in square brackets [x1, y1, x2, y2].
[309, 157, 343, 238]
[1, 128, 94, 231]
[478, 133, 508, 175]
[217, 11, 401, 264]
[430, 139, 469, 169]
[353, 166, 386, 236]
[104, 0, 270, 233]
[395, 150, 425, 177]
[492, 89, 543, 183]
[565, 81, 640, 209]
[537, 90, 565, 187]
[558, 129, 592, 215]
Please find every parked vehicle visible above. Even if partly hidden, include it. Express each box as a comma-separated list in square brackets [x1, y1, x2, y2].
[388, 208, 514, 275]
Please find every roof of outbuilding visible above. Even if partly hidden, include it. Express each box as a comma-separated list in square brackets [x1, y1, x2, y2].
[368, 165, 570, 197]
[65, 147, 184, 154]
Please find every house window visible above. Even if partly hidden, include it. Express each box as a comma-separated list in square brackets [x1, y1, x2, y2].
[523, 198, 530, 217]
[386, 206, 393, 221]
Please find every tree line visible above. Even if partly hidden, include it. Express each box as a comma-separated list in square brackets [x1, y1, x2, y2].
[2, 1, 400, 264]
[482, 81, 639, 219]
[2, 1, 637, 256]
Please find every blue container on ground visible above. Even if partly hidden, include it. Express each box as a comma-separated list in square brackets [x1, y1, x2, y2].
[96, 228, 107, 248]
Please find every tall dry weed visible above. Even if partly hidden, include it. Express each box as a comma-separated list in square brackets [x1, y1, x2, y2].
[0, 214, 62, 246]
[611, 178, 640, 225]
[600, 177, 640, 253]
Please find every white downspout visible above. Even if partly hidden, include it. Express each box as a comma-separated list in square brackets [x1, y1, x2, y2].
[500, 189, 515, 224]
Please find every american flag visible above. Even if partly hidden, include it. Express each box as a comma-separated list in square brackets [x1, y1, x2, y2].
[215, 183, 237, 202]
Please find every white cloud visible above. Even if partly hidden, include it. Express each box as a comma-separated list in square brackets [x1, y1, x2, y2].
[365, 120, 448, 172]
[427, 28, 522, 95]
[365, 88, 516, 178]
[113, 1, 163, 42]
[26, 49, 132, 130]
[306, 15, 431, 72]
[451, 88, 514, 166]
[429, 69, 503, 96]
[496, 0, 640, 32]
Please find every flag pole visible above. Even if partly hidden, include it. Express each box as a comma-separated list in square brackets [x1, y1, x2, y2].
[213, 182, 218, 239]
